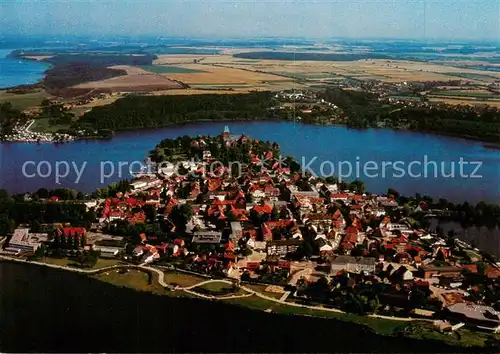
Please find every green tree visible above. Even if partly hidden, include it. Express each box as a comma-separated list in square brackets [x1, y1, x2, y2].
[170, 204, 193, 233]
[0, 214, 15, 235]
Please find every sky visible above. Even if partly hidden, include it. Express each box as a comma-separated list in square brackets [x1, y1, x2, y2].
[0, 0, 499, 41]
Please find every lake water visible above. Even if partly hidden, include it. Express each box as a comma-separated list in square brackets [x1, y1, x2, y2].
[1, 121, 499, 203]
[0, 262, 475, 352]
[0, 49, 50, 88]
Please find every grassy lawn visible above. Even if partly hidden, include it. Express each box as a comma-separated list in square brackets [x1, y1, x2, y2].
[224, 294, 406, 335]
[93, 258, 123, 269]
[163, 271, 206, 287]
[197, 281, 234, 292]
[401, 322, 494, 347]
[140, 65, 206, 74]
[39, 257, 72, 267]
[222, 294, 277, 311]
[191, 281, 248, 297]
[30, 118, 71, 133]
[0, 89, 50, 110]
[94, 269, 164, 293]
[39, 257, 122, 269]
[271, 303, 407, 336]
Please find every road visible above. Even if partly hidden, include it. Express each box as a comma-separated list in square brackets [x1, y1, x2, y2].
[0, 255, 424, 322]
[25, 119, 35, 132]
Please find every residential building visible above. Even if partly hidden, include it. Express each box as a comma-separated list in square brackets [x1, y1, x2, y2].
[331, 255, 377, 274]
[192, 231, 222, 244]
[266, 239, 302, 256]
[420, 265, 462, 279]
[445, 303, 500, 332]
[8, 228, 49, 253]
[230, 221, 243, 241]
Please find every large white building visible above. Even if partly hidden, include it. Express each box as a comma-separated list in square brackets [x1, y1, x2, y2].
[8, 228, 49, 253]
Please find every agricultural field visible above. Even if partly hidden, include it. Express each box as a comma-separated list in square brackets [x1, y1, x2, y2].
[427, 96, 500, 108]
[0, 89, 50, 109]
[149, 89, 247, 95]
[156, 62, 303, 91]
[431, 88, 498, 97]
[72, 65, 184, 92]
[30, 118, 71, 133]
[153, 54, 217, 65]
[140, 65, 206, 74]
[190, 53, 500, 85]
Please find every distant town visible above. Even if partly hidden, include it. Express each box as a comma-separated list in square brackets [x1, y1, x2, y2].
[1, 127, 500, 348]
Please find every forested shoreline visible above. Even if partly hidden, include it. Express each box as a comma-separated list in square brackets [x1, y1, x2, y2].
[77, 89, 500, 143]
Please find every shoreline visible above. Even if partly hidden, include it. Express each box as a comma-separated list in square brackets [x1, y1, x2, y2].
[0, 49, 51, 89]
[1, 117, 499, 147]
[0, 255, 415, 322]
[0, 255, 494, 350]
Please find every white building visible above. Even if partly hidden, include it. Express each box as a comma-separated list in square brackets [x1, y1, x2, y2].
[8, 228, 49, 253]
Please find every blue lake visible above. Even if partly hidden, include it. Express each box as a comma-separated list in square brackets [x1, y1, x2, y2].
[1, 121, 499, 203]
[0, 49, 50, 89]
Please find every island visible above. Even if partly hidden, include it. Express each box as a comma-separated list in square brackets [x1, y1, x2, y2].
[1, 128, 500, 350]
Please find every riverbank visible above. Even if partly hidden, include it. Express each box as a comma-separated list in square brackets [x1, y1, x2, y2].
[0, 255, 497, 350]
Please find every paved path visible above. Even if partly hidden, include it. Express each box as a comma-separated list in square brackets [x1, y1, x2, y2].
[279, 291, 291, 302]
[25, 120, 35, 132]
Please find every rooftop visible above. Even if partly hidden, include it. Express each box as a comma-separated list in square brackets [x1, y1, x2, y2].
[192, 231, 222, 244]
[447, 303, 500, 323]
[332, 255, 376, 266]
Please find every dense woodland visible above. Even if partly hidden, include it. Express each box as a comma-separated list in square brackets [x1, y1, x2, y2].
[150, 134, 280, 165]
[81, 92, 278, 130]
[10, 52, 155, 93]
[0, 102, 26, 135]
[320, 88, 500, 142]
[43, 64, 127, 91]
[40, 53, 156, 91]
[78, 87, 500, 142]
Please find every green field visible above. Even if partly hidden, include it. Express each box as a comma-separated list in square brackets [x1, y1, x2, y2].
[30, 118, 71, 133]
[163, 271, 207, 287]
[93, 268, 165, 293]
[400, 322, 497, 348]
[41, 257, 123, 269]
[443, 72, 498, 81]
[0, 89, 50, 109]
[222, 295, 277, 311]
[140, 65, 206, 74]
[433, 91, 498, 98]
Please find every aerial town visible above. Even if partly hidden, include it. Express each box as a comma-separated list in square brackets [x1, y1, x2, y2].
[1, 127, 500, 339]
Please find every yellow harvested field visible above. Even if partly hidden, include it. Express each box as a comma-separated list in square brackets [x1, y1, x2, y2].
[73, 65, 183, 91]
[150, 89, 249, 95]
[154, 54, 217, 65]
[109, 65, 152, 75]
[161, 63, 293, 85]
[181, 54, 500, 84]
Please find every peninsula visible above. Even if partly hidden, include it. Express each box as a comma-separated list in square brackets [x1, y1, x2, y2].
[1, 129, 500, 350]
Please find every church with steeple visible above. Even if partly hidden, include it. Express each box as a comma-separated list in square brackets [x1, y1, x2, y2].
[221, 126, 250, 146]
